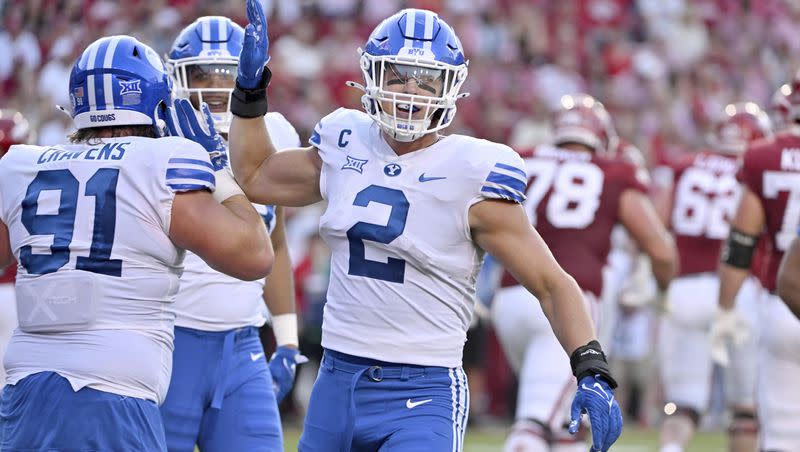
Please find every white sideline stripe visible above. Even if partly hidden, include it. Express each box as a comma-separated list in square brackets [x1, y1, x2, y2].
[102, 37, 120, 110]
[202, 17, 211, 51]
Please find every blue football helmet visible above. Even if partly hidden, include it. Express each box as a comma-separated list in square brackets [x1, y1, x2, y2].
[69, 35, 172, 131]
[167, 16, 244, 134]
[349, 9, 469, 142]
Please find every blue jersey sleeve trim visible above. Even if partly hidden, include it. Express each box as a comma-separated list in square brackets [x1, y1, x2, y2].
[480, 186, 524, 203]
[168, 158, 214, 170]
[168, 183, 213, 192]
[166, 168, 215, 184]
[485, 171, 527, 193]
[309, 130, 321, 147]
[494, 162, 526, 178]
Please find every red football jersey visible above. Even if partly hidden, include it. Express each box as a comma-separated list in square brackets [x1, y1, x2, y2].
[669, 150, 740, 276]
[0, 264, 15, 284]
[500, 145, 648, 296]
[738, 132, 800, 292]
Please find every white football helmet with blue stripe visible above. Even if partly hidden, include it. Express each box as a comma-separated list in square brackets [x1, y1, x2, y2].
[349, 9, 469, 142]
[68, 35, 172, 131]
[167, 16, 244, 134]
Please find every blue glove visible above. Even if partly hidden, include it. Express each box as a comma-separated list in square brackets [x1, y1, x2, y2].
[569, 375, 623, 452]
[238, 0, 270, 89]
[163, 99, 228, 171]
[268, 346, 308, 403]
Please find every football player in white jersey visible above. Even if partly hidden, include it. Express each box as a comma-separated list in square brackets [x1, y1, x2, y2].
[159, 16, 304, 452]
[227, 2, 623, 451]
[777, 228, 800, 319]
[0, 35, 272, 451]
[0, 109, 31, 387]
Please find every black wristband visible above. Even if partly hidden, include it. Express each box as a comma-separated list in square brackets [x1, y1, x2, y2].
[720, 228, 758, 269]
[231, 66, 272, 118]
[570, 340, 618, 388]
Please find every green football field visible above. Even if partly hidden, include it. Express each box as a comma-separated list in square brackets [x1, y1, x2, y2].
[279, 425, 726, 451]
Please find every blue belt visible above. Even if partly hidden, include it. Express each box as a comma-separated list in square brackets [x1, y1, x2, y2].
[180, 326, 258, 410]
[322, 349, 429, 451]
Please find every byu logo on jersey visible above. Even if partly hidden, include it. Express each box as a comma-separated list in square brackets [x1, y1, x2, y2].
[342, 156, 368, 173]
[384, 163, 402, 177]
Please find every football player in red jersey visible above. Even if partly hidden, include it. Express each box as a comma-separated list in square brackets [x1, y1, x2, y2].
[657, 102, 773, 452]
[0, 109, 31, 384]
[491, 94, 677, 452]
[715, 82, 800, 452]
[769, 83, 792, 132]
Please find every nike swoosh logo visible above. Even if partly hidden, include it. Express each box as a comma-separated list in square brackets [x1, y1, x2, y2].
[419, 173, 447, 182]
[250, 352, 264, 361]
[406, 398, 433, 409]
[582, 383, 614, 410]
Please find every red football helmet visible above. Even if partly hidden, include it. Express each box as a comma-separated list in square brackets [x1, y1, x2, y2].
[787, 68, 800, 123]
[552, 93, 618, 156]
[770, 83, 792, 131]
[713, 102, 772, 154]
[0, 109, 32, 157]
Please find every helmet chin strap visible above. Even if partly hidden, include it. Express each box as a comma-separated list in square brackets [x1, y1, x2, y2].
[378, 111, 430, 142]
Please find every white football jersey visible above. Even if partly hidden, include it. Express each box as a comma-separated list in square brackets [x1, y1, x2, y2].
[312, 108, 527, 367]
[174, 113, 301, 331]
[0, 136, 215, 403]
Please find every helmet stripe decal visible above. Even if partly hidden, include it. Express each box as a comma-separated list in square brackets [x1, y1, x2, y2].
[86, 40, 101, 111]
[102, 36, 121, 111]
[423, 11, 434, 50]
[216, 17, 226, 50]
[404, 10, 416, 48]
[201, 17, 212, 52]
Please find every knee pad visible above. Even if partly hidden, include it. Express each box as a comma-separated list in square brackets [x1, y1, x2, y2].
[504, 419, 549, 452]
[670, 406, 701, 426]
[728, 410, 758, 436]
[551, 426, 586, 452]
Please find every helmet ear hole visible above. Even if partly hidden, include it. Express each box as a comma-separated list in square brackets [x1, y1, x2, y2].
[132, 46, 140, 58]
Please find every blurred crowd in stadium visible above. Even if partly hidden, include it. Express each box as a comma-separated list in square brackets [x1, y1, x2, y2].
[3, 0, 800, 435]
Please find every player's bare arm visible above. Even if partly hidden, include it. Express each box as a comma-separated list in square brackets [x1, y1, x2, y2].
[262, 207, 295, 318]
[229, 115, 323, 206]
[262, 207, 300, 346]
[469, 199, 596, 353]
[618, 188, 678, 289]
[777, 235, 800, 319]
[718, 186, 765, 310]
[170, 190, 272, 281]
[227, 0, 322, 207]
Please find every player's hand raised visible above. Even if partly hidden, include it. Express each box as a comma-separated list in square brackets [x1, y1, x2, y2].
[568, 375, 623, 452]
[163, 99, 228, 171]
[238, 0, 270, 90]
[268, 346, 308, 403]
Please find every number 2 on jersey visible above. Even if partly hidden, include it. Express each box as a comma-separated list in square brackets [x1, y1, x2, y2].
[21, 168, 122, 276]
[523, 159, 604, 228]
[347, 185, 409, 283]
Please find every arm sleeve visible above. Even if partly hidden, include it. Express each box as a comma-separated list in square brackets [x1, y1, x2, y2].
[165, 140, 216, 193]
